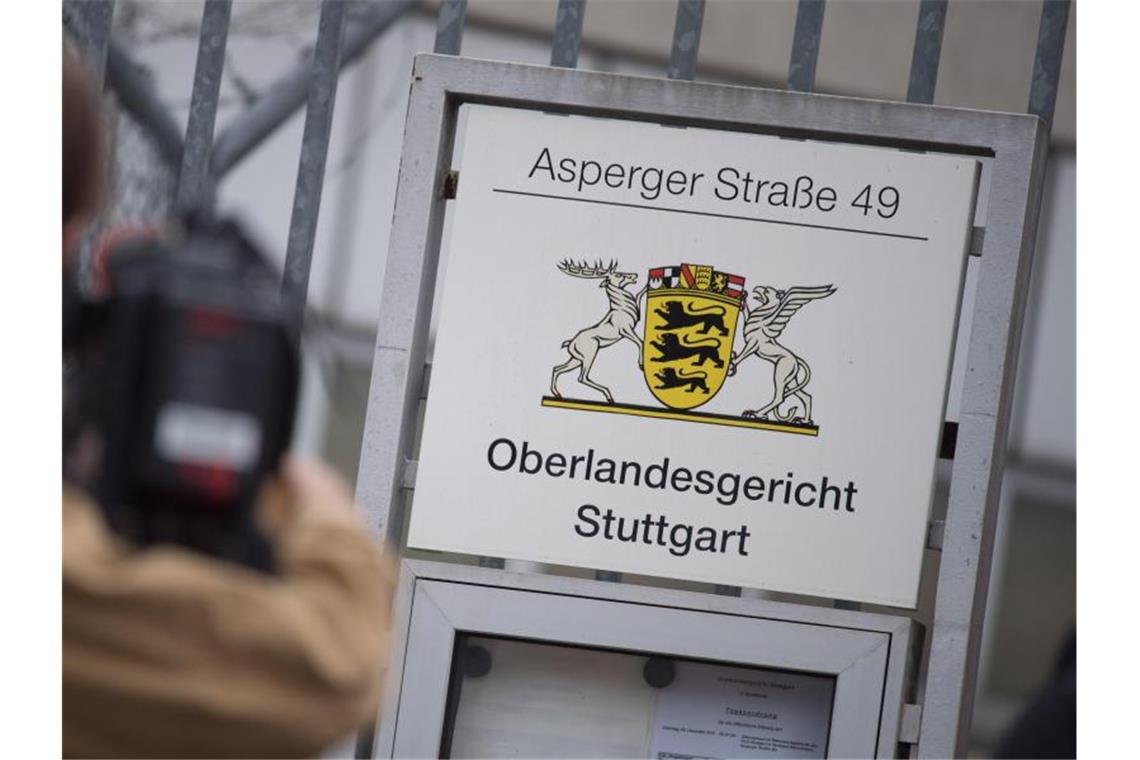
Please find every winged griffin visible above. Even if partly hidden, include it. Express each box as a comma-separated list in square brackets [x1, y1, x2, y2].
[550, 259, 646, 403]
[729, 284, 837, 423]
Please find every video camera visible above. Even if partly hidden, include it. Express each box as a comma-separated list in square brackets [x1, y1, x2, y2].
[64, 214, 300, 573]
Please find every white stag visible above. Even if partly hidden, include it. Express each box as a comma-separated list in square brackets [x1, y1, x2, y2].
[550, 259, 646, 403]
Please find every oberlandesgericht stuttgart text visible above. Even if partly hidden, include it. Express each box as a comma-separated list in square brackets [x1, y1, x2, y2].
[486, 437, 859, 559]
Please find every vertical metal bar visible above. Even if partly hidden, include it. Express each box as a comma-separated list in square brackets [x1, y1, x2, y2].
[787, 0, 825, 92]
[1028, 0, 1070, 131]
[919, 8, 1067, 755]
[62, 0, 115, 85]
[458, 0, 501, 573]
[282, 0, 348, 319]
[555, 0, 608, 580]
[918, 133, 1051, 758]
[434, 0, 467, 55]
[687, 0, 728, 600]
[667, 0, 705, 81]
[558, 0, 612, 579]
[551, 0, 586, 68]
[320, 36, 380, 317]
[1006, 0, 1071, 464]
[906, 0, 948, 104]
[467, 0, 506, 568]
[175, 0, 232, 211]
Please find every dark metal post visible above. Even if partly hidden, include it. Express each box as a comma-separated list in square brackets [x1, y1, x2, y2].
[667, 0, 705, 81]
[1005, 0, 1070, 466]
[518, 0, 616, 577]
[176, 0, 232, 211]
[906, 0, 948, 104]
[1028, 0, 1070, 130]
[434, 0, 467, 55]
[787, 0, 825, 92]
[282, 0, 347, 318]
[551, 0, 586, 68]
[432, 0, 502, 571]
[62, 0, 115, 84]
[551, 0, 620, 581]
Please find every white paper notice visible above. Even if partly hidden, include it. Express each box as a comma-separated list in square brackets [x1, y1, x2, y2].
[409, 104, 979, 606]
[448, 637, 656, 758]
[648, 663, 834, 759]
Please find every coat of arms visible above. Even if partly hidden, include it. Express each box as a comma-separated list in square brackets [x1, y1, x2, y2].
[545, 259, 835, 435]
[642, 264, 744, 410]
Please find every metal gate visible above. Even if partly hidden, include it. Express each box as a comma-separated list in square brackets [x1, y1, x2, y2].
[62, 2, 1072, 757]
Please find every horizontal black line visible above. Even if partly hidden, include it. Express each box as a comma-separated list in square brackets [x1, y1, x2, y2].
[492, 188, 929, 242]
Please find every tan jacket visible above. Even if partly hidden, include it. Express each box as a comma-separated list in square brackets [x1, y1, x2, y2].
[63, 485, 396, 758]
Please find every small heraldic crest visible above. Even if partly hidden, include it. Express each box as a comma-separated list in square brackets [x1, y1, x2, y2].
[643, 264, 745, 410]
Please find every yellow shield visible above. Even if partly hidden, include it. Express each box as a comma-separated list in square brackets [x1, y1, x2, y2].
[642, 264, 742, 410]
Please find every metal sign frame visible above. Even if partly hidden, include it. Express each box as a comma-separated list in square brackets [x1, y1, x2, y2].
[377, 560, 917, 758]
[356, 53, 1047, 758]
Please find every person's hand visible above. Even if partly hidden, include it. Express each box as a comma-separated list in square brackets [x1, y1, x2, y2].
[257, 456, 358, 535]
[282, 456, 357, 517]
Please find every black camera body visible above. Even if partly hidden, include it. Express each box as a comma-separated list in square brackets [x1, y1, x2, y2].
[66, 217, 299, 572]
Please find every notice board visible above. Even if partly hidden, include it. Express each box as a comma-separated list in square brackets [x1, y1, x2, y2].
[408, 104, 979, 607]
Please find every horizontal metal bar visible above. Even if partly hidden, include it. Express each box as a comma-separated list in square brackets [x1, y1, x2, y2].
[551, 0, 586, 68]
[906, 0, 947, 104]
[176, 0, 232, 211]
[104, 38, 185, 167]
[1028, 0, 1070, 130]
[210, 0, 415, 178]
[787, 0, 825, 92]
[283, 0, 347, 320]
[434, 0, 467, 55]
[667, 0, 705, 81]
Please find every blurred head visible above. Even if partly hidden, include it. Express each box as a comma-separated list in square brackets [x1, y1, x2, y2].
[63, 45, 107, 264]
[63, 45, 109, 477]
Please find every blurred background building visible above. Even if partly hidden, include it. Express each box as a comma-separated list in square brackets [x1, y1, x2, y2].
[66, 1, 1074, 755]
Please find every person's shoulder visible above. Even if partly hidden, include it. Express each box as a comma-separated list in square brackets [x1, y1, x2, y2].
[62, 484, 267, 596]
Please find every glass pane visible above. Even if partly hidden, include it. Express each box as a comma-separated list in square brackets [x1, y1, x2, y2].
[442, 636, 836, 759]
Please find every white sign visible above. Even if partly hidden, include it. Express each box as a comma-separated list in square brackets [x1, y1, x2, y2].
[408, 105, 978, 606]
[649, 662, 834, 759]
